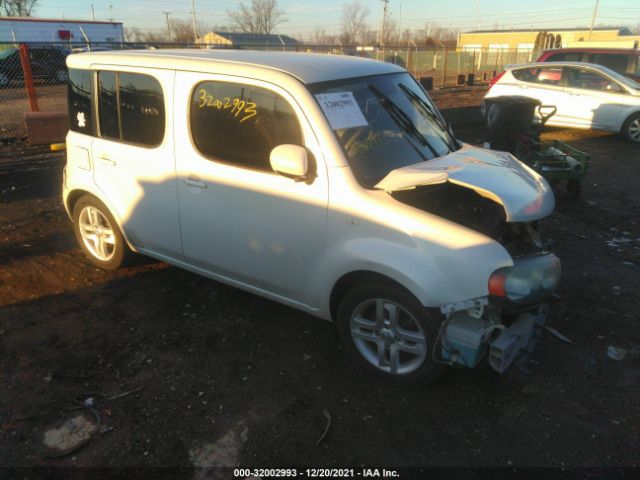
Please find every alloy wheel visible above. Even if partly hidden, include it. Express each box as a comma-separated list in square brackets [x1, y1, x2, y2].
[78, 206, 116, 261]
[628, 118, 640, 143]
[350, 298, 427, 375]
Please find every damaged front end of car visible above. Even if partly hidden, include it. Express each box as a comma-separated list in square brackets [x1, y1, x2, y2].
[377, 143, 561, 373]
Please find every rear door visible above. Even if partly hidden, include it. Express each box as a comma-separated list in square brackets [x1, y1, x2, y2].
[510, 66, 569, 124]
[90, 67, 182, 258]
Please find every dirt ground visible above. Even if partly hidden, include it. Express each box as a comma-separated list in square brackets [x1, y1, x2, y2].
[1, 87, 639, 478]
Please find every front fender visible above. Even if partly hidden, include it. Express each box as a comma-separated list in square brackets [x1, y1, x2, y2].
[310, 233, 513, 319]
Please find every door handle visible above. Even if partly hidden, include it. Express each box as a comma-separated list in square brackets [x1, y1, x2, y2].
[98, 154, 116, 166]
[183, 175, 207, 189]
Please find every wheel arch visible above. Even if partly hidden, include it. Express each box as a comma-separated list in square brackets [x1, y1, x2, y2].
[65, 188, 137, 251]
[329, 270, 421, 322]
[621, 110, 640, 130]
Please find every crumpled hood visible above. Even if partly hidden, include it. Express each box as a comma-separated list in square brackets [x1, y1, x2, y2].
[374, 143, 555, 222]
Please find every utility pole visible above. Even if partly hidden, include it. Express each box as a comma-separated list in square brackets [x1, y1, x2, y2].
[91, 4, 95, 21]
[379, 0, 389, 45]
[164, 12, 172, 44]
[191, 0, 198, 43]
[398, 1, 402, 44]
[588, 0, 600, 41]
[108, 5, 114, 23]
[474, 0, 480, 31]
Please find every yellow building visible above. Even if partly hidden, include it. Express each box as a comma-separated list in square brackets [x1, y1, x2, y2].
[196, 32, 301, 47]
[458, 27, 639, 53]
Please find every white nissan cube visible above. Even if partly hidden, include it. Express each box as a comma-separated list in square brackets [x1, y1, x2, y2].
[63, 50, 560, 384]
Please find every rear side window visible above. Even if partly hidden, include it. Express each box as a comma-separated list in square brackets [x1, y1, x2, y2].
[68, 69, 94, 135]
[97, 71, 165, 146]
[98, 71, 119, 139]
[512, 67, 563, 86]
[590, 53, 630, 74]
[120, 73, 165, 145]
[546, 52, 582, 62]
[190, 81, 302, 172]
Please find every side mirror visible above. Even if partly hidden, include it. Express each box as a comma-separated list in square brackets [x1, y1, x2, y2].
[270, 144, 312, 182]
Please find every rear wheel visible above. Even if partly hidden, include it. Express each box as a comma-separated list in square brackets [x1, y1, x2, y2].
[72, 196, 130, 270]
[336, 282, 444, 384]
[622, 112, 640, 144]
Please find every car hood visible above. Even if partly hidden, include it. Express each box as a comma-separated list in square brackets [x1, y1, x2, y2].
[374, 143, 555, 222]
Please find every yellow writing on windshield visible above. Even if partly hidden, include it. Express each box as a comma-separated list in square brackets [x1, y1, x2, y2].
[197, 89, 257, 123]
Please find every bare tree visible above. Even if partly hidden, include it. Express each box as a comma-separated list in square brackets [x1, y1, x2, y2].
[227, 0, 286, 35]
[341, 0, 369, 45]
[417, 22, 458, 45]
[1, 0, 38, 16]
[170, 18, 200, 43]
[124, 27, 167, 43]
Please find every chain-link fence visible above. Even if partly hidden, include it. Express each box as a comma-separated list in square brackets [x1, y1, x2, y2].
[0, 41, 541, 140]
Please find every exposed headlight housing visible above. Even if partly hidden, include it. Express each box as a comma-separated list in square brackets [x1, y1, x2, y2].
[489, 253, 560, 303]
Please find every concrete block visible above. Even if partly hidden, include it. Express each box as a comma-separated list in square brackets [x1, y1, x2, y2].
[24, 111, 69, 145]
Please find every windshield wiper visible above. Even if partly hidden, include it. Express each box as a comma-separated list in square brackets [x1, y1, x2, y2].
[398, 83, 458, 149]
[368, 84, 437, 158]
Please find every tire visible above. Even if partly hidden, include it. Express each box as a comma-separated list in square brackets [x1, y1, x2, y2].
[0, 71, 9, 88]
[72, 195, 130, 270]
[485, 103, 499, 129]
[336, 282, 445, 385]
[622, 112, 640, 144]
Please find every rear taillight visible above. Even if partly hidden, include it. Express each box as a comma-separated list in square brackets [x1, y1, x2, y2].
[488, 70, 506, 90]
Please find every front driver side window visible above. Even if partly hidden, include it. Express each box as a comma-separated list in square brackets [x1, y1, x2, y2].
[566, 68, 622, 93]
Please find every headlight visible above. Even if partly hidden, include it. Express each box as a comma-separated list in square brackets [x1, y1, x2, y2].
[489, 253, 560, 302]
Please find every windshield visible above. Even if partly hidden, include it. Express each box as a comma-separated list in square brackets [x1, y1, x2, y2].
[0, 48, 17, 60]
[308, 72, 460, 188]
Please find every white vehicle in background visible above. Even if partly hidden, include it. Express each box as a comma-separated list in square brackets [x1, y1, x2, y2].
[483, 62, 640, 143]
[63, 50, 560, 384]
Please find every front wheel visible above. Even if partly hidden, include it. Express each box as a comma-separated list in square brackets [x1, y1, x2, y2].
[336, 283, 444, 384]
[72, 196, 130, 270]
[622, 112, 640, 144]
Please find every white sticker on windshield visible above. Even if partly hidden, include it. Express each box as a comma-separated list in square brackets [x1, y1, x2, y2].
[315, 92, 368, 130]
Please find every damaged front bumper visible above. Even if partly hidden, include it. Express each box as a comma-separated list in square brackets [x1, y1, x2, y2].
[440, 302, 547, 373]
[439, 252, 559, 373]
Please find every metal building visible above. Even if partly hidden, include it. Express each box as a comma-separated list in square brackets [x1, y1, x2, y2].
[0, 17, 123, 43]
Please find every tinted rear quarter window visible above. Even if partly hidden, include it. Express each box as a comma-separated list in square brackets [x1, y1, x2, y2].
[68, 69, 94, 135]
[190, 82, 302, 172]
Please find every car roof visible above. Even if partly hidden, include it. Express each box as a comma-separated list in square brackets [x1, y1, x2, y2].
[541, 47, 639, 55]
[506, 61, 640, 88]
[507, 61, 618, 73]
[66, 49, 405, 84]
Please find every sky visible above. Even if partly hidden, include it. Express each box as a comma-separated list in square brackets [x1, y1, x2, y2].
[32, 0, 640, 37]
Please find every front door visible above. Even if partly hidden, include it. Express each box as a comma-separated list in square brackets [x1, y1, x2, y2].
[562, 66, 626, 130]
[174, 71, 328, 307]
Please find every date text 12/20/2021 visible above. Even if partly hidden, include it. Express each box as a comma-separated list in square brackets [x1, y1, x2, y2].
[233, 468, 401, 478]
